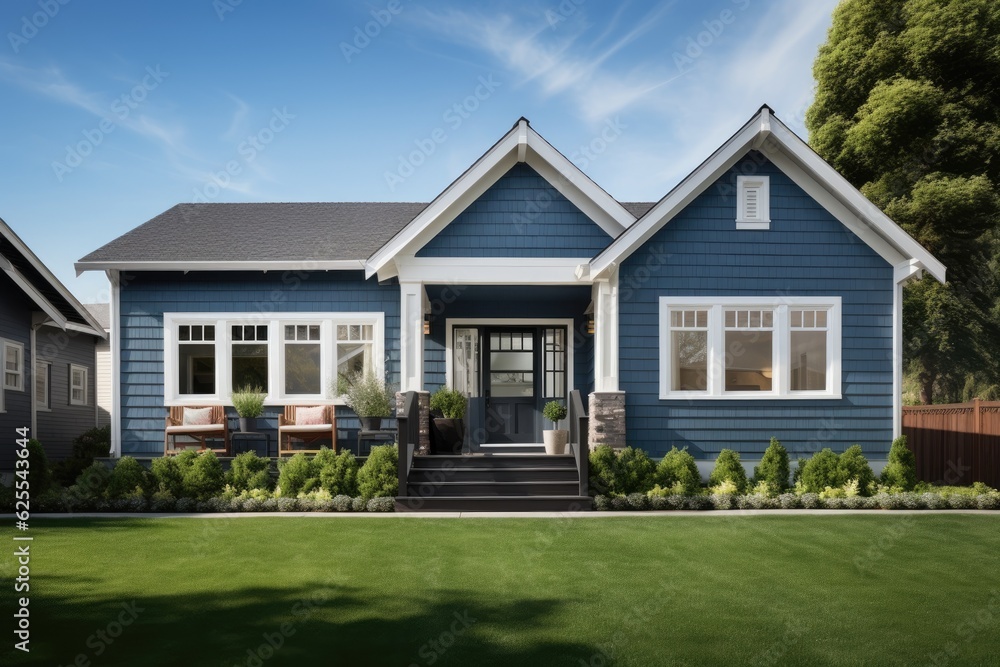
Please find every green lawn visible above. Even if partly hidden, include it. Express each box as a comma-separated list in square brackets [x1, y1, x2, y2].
[4, 515, 1000, 666]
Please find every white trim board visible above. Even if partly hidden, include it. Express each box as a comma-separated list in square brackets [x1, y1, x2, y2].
[76, 259, 366, 274]
[395, 257, 591, 285]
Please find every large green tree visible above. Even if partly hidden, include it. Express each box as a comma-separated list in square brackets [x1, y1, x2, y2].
[807, 0, 1000, 403]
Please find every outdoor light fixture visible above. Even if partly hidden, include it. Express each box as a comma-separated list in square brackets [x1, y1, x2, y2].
[423, 318, 430, 335]
[587, 318, 595, 334]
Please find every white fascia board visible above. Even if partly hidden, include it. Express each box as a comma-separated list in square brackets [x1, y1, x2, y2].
[524, 129, 635, 233]
[590, 116, 762, 278]
[766, 119, 946, 283]
[76, 259, 366, 273]
[2, 260, 68, 329]
[365, 128, 522, 277]
[395, 257, 591, 285]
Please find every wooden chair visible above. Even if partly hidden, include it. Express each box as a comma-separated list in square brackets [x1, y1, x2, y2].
[164, 406, 229, 456]
[278, 406, 336, 456]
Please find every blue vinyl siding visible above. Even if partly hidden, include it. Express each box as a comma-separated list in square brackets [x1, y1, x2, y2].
[619, 152, 894, 460]
[118, 271, 400, 455]
[416, 163, 612, 258]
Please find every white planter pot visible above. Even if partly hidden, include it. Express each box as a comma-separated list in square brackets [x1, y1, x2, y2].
[543, 429, 568, 455]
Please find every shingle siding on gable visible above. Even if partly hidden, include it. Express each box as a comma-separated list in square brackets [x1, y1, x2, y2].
[416, 163, 612, 258]
[619, 153, 895, 460]
[118, 271, 400, 455]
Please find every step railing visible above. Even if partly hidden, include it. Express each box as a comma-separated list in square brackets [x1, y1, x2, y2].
[568, 390, 589, 498]
[397, 391, 420, 496]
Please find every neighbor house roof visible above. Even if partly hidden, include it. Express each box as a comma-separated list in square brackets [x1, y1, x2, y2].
[75, 202, 429, 271]
[84, 303, 111, 330]
[589, 106, 947, 283]
[0, 217, 106, 336]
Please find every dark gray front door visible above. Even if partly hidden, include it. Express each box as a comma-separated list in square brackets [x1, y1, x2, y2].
[484, 328, 537, 443]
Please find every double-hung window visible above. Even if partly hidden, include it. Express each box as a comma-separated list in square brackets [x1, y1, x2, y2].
[659, 297, 841, 399]
[3, 340, 24, 392]
[164, 312, 383, 405]
[35, 361, 50, 410]
[70, 364, 89, 406]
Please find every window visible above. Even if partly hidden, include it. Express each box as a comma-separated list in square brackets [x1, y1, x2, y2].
[178, 324, 216, 395]
[231, 324, 268, 389]
[542, 327, 566, 398]
[453, 328, 479, 398]
[736, 175, 770, 229]
[659, 297, 841, 399]
[35, 361, 49, 410]
[164, 312, 383, 405]
[3, 340, 24, 391]
[284, 324, 322, 395]
[70, 364, 88, 406]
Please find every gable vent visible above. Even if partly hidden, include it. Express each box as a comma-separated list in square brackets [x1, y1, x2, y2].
[736, 175, 770, 230]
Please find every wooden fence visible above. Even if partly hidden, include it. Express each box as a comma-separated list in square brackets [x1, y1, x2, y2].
[901, 399, 1000, 488]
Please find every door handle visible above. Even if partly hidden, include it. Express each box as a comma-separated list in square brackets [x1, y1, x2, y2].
[485, 390, 491, 409]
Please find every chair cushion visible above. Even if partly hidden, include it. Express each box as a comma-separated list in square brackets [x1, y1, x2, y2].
[296, 406, 326, 425]
[280, 424, 332, 433]
[182, 407, 214, 425]
[166, 425, 224, 434]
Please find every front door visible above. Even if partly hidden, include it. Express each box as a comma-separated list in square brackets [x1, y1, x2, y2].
[484, 328, 537, 443]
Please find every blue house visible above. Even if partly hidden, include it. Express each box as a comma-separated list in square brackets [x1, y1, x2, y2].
[1, 218, 106, 475]
[76, 106, 944, 502]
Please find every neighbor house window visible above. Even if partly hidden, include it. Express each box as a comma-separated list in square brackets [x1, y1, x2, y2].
[35, 361, 50, 410]
[659, 297, 841, 399]
[70, 364, 89, 406]
[164, 313, 383, 405]
[3, 340, 24, 391]
[736, 175, 770, 230]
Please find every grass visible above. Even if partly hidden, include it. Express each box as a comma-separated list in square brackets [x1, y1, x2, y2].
[4, 515, 1000, 666]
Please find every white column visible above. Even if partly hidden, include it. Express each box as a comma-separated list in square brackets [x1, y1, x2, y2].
[399, 282, 425, 392]
[893, 260, 922, 439]
[593, 269, 619, 392]
[109, 270, 122, 458]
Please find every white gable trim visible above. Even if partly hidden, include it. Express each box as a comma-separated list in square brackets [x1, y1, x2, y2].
[365, 119, 636, 281]
[589, 108, 945, 284]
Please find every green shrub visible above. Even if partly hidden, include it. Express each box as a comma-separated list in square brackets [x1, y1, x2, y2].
[226, 451, 273, 492]
[277, 453, 318, 497]
[588, 445, 656, 496]
[357, 444, 398, 499]
[837, 445, 875, 496]
[708, 449, 748, 494]
[654, 446, 701, 495]
[231, 385, 266, 418]
[753, 438, 790, 493]
[319, 450, 360, 497]
[25, 439, 54, 495]
[797, 448, 841, 494]
[880, 435, 917, 491]
[105, 456, 152, 499]
[542, 400, 567, 424]
[182, 451, 225, 500]
[429, 387, 466, 419]
[53, 425, 112, 487]
[339, 370, 394, 418]
[74, 461, 112, 498]
[151, 456, 184, 496]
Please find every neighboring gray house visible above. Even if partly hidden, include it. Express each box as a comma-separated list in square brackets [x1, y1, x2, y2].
[85, 303, 113, 428]
[0, 217, 106, 473]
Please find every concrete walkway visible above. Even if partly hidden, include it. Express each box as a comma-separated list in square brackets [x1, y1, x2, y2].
[20, 509, 1000, 519]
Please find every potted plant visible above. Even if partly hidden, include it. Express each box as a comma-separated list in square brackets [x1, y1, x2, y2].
[231, 385, 266, 432]
[542, 400, 568, 455]
[429, 387, 467, 455]
[338, 370, 394, 431]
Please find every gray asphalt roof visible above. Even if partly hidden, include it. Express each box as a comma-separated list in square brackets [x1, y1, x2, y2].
[84, 303, 111, 330]
[78, 201, 657, 264]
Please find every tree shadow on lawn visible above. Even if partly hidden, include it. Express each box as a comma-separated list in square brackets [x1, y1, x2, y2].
[5, 580, 605, 667]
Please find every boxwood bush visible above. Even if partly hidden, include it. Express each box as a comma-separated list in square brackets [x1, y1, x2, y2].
[277, 452, 319, 496]
[880, 435, 917, 491]
[318, 449, 360, 497]
[589, 445, 656, 496]
[654, 446, 701, 495]
[105, 456, 152, 499]
[753, 438, 790, 494]
[357, 444, 398, 500]
[182, 451, 225, 500]
[226, 451, 273, 492]
[708, 449, 748, 494]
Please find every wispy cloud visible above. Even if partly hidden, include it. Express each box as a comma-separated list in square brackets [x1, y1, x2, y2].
[222, 93, 251, 142]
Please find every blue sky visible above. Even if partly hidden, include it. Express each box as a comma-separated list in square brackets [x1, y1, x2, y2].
[0, 0, 840, 303]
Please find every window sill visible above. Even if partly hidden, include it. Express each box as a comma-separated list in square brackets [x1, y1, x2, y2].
[659, 392, 842, 401]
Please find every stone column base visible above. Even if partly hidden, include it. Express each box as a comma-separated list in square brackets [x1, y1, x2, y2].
[395, 391, 431, 455]
[588, 391, 626, 450]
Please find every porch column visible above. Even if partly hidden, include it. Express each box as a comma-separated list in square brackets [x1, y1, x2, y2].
[893, 260, 922, 439]
[593, 269, 619, 392]
[399, 281, 425, 392]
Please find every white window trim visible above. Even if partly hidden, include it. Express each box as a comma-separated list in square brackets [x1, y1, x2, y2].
[659, 296, 841, 400]
[736, 175, 770, 230]
[3, 339, 25, 392]
[70, 363, 89, 406]
[163, 312, 385, 407]
[35, 361, 50, 411]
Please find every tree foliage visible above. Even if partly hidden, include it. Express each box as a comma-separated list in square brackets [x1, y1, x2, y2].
[808, 0, 1000, 403]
